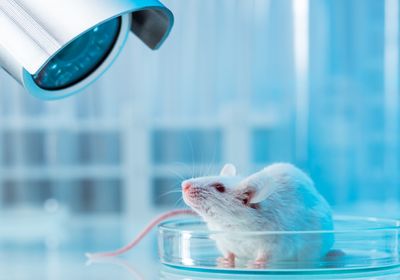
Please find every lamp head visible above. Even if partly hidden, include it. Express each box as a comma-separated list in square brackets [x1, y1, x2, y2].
[0, 0, 173, 100]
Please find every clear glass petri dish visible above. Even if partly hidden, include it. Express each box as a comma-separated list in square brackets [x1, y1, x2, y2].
[158, 216, 400, 273]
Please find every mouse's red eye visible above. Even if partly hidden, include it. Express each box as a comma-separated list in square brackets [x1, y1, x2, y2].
[212, 183, 225, 193]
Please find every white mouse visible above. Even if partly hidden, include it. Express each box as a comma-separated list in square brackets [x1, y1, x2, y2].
[182, 163, 335, 268]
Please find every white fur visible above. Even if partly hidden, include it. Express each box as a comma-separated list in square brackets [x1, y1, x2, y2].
[182, 163, 334, 266]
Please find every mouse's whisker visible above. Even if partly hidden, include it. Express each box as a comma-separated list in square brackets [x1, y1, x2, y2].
[157, 188, 182, 201]
[169, 161, 189, 168]
[183, 132, 196, 179]
[204, 162, 211, 179]
[171, 162, 194, 181]
[199, 148, 209, 178]
[165, 168, 186, 181]
[207, 143, 218, 177]
[173, 197, 185, 208]
[159, 189, 181, 197]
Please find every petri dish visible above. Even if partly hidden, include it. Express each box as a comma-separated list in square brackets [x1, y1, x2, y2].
[158, 216, 400, 273]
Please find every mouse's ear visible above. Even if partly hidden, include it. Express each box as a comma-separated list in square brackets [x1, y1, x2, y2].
[220, 163, 237, 176]
[236, 175, 276, 204]
[236, 184, 273, 204]
[246, 185, 274, 204]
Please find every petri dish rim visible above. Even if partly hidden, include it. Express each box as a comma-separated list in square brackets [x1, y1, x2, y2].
[162, 262, 400, 274]
[158, 215, 400, 235]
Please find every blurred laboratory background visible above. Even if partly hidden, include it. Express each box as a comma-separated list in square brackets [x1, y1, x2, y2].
[0, 0, 399, 259]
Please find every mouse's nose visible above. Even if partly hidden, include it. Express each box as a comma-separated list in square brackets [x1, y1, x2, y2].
[182, 182, 192, 192]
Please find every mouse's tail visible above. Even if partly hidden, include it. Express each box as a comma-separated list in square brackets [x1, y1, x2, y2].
[85, 209, 197, 259]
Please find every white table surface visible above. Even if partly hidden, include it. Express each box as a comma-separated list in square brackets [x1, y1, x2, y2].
[1, 216, 400, 280]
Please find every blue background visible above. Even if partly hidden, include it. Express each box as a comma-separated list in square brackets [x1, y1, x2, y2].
[0, 1, 399, 268]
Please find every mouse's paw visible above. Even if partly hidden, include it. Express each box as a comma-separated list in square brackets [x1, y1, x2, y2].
[216, 257, 235, 268]
[216, 252, 235, 268]
[247, 259, 267, 269]
[247, 252, 268, 269]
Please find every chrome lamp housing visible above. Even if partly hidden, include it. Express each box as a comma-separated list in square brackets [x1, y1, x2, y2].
[0, 0, 173, 99]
